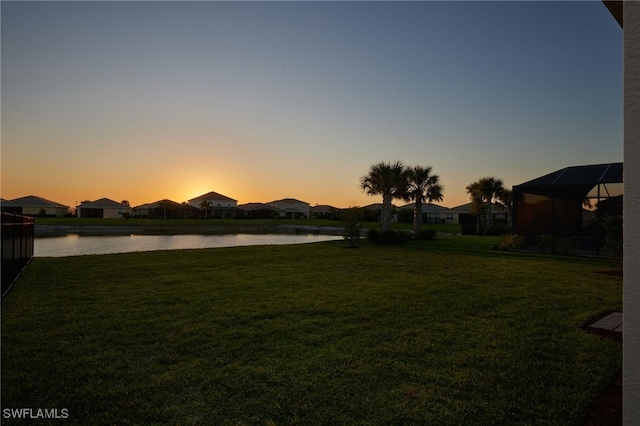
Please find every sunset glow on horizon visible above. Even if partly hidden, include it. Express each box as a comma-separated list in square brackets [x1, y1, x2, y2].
[1, 1, 623, 211]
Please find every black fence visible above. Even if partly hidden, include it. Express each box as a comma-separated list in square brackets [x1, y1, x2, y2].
[2, 212, 35, 299]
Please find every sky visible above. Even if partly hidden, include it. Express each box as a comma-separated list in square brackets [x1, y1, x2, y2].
[1, 0, 623, 210]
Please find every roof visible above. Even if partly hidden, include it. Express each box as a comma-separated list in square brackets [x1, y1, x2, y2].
[79, 198, 131, 209]
[603, 1, 623, 28]
[268, 198, 309, 205]
[2, 195, 69, 208]
[133, 199, 195, 210]
[514, 163, 623, 198]
[310, 204, 339, 213]
[398, 202, 448, 213]
[448, 203, 473, 213]
[189, 191, 237, 203]
[361, 203, 400, 210]
[448, 202, 506, 213]
[237, 203, 281, 212]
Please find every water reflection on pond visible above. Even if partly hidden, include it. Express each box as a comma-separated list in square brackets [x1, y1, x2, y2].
[35, 233, 343, 257]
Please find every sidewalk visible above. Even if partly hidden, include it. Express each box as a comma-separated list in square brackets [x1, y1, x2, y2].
[586, 311, 623, 341]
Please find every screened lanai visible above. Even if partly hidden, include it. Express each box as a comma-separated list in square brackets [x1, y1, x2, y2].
[512, 162, 623, 238]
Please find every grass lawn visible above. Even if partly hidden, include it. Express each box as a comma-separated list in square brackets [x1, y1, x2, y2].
[1, 236, 621, 425]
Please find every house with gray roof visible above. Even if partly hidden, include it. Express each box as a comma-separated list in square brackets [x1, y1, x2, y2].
[398, 202, 449, 224]
[188, 191, 238, 219]
[133, 199, 199, 219]
[310, 204, 341, 220]
[1, 195, 70, 217]
[448, 202, 508, 234]
[237, 202, 282, 219]
[76, 198, 131, 219]
[266, 198, 310, 219]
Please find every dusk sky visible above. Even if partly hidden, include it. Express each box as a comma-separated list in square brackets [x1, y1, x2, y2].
[1, 1, 622, 210]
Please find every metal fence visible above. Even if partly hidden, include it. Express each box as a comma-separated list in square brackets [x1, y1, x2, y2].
[2, 211, 35, 299]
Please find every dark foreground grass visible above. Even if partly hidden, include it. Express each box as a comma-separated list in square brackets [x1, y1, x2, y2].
[1, 236, 621, 425]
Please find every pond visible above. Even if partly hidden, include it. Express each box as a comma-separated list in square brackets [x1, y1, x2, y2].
[35, 233, 343, 257]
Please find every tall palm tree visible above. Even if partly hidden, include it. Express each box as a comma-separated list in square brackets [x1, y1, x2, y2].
[199, 200, 213, 220]
[360, 161, 407, 232]
[403, 165, 443, 237]
[466, 177, 505, 235]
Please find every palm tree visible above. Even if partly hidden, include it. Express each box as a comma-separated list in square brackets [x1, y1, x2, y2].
[360, 161, 407, 232]
[158, 199, 171, 220]
[466, 177, 505, 235]
[403, 165, 443, 237]
[496, 188, 513, 228]
[199, 200, 213, 220]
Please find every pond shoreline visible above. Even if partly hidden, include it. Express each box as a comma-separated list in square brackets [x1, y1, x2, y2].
[35, 224, 345, 238]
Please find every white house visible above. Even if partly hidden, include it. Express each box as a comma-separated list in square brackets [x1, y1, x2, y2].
[267, 198, 310, 219]
[1, 195, 69, 217]
[398, 202, 449, 224]
[76, 198, 131, 219]
[188, 191, 238, 219]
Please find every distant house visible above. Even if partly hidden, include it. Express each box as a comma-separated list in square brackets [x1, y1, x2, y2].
[188, 191, 238, 219]
[447, 203, 475, 229]
[398, 202, 449, 224]
[133, 199, 199, 219]
[237, 202, 282, 219]
[76, 198, 131, 219]
[310, 204, 340, 220]
[448, 202, 508, 234]
[1, 195, 70, 217]
[266, 198, 310, 219]
[360, 203, 399, 223]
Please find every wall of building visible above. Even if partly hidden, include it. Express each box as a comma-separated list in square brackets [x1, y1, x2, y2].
[624, 2, 640, 422]
[21, 207, 67, 217]
[103, 208, 130, 219]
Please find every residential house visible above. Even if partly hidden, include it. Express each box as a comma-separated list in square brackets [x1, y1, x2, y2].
[76, 198, 131, 219]
[448, 202, 508, 234]
[1, 195, 70, 217]
[360, 203, 399, 223]
[133, 199, 200, 219]
[188, 191, 238, 219]
[267, 198, 310, 219]
[310, 204, 341, 220]
[237, 203, 282, 219]
[512, 162, 622, 237]
[398, 202, 449, 224]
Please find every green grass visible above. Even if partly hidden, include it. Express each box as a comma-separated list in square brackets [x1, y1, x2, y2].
[1, 236, 621, 425]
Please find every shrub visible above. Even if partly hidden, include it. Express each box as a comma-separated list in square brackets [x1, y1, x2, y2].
[535, 234, 580, 255]
[342, 208, 362, 247]
[558, 237, 581, 255]
[602, 215, 623, 273]
[536, 234, 556, 254]
[497, 233, 525, 251]
[367, 229, 411, 244]
[414, 229, 436, 241]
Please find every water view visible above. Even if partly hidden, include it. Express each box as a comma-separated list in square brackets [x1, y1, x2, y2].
[35, 233, 343, 257]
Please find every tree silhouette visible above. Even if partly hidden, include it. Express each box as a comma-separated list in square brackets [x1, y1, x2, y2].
[403, 165, 443, 237]
[466, 177, 505, 235]
[199, 200, 213, 220]
[360, 161, 407, 232]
